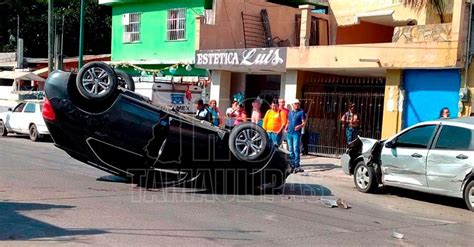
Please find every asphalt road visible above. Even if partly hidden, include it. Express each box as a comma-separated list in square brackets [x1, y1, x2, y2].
[0, 136, 473, 246]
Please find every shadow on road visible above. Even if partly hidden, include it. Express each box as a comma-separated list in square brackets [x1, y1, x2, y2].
[0, 201, 105, 241]
[376, 186, 467, 210]
[282, 183, 333, 197]
[2, 134, 54, 143]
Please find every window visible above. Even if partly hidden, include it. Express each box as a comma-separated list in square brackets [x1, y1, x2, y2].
[123, 13, 141, 43]
[167, 8, 186, 41]
[24, 103, 36, 113]
[435, 125, 474, 150]
[395, 125, 436, 149]
[13, 103, 26, 113]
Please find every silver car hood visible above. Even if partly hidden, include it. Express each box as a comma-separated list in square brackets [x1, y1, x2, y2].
[359, 137, 379, 155]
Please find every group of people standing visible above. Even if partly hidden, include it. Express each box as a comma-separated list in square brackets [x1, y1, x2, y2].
[194, 98, 307, 173]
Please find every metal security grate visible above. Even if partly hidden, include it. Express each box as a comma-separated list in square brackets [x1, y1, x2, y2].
[241, 12, 266, 48]
[302, 78, 385, 157]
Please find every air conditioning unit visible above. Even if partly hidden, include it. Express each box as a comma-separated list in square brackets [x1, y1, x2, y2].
[122, 13, 130, 25]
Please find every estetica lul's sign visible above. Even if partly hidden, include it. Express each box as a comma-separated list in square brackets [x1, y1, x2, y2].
[195, 48, 287, 70]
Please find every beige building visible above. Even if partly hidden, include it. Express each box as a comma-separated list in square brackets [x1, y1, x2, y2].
[196, 0, 472, 156]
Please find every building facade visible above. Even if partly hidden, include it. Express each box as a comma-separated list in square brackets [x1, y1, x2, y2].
[196, 0, 473, 156]
[99, 0, 209, 104]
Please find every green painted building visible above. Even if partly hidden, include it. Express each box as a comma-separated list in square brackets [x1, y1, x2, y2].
[99, 0, 208, 76]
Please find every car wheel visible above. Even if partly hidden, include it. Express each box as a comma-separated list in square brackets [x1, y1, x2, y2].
[115, 69, 135, 91]
[29, 124, 39, 142]
[76, 62, 118, 101]
[463, 180, 474, 211]
[354, 161, 378, 193]
[229, 122, 270, 162]
[0, 121, 7, 137]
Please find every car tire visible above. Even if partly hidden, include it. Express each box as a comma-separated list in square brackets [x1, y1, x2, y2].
[29, 124, 39, 142]
[354, 161, 378, 193]
[115, 70, 135, 92]
[0, 121, 7, 137]
[229, 122, 270, 162]
[463, 180, 474, 211]
[76, 62, 118, 101]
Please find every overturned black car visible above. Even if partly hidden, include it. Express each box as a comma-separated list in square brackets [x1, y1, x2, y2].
[43, 62, 291, 192]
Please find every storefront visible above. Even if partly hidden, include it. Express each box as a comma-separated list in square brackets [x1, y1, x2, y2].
[402, 69, 461, 128]
[195, 47, 287, 111]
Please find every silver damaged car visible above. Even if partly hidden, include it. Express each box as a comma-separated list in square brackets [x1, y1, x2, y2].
[341, 118, 474, 211]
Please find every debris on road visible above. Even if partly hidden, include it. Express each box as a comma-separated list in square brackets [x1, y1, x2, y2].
[321, 198, 338, 208]
[336, 198, 351, 209]
[321, 198, 352, 209]
[301, 171, 310, 176]
[392, 231, 404, 239]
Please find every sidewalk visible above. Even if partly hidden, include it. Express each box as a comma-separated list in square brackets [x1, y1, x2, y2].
[297, 155, 349, 180]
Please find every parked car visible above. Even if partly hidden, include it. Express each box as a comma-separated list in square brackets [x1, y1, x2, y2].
[342, 118, 474, 211]
[0, 100, 49, 141]
[42, 62, 290, 191]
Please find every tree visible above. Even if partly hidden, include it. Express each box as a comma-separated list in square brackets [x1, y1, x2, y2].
[0, 0, 111, 58]
[401, 0, 447, 23]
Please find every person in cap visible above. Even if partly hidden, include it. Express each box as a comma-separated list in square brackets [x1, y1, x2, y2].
[286, 99, 306, 173]
[195, 99, 212, 123]
[341, 103, 359, 144]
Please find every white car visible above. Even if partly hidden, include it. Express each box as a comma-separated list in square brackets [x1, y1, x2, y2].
[342, 118, 474, 211]
[0, 100, 49, 141]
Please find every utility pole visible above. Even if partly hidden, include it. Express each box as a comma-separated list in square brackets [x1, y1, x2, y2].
[48, 0, 54, 72]
[78, 0, 85, 69]
[16, 14, 21, 69]
[16, 14, 19, 46]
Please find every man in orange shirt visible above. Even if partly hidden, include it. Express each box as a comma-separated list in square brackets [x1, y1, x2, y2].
[263, 99, 287, 146]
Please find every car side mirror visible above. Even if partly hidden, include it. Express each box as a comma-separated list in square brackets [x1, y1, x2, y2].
[7, 108, 12, 112]
[385, 141, 396, 149]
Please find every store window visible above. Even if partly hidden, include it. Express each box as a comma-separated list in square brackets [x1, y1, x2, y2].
[167, 8, 186, 41]
[123, 13, 141, 43]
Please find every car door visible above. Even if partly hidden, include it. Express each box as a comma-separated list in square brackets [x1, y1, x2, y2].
[426, 124, 474, 196]
[9, 103, 26, 132]
[21, 103, 36, 132]
[381, 124, 438, 188]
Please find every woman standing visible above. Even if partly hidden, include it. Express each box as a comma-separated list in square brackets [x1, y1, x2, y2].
[208, 99, 222, 127]
[439, 107, 450, 119]
[251, 99, 263, 127]
[234, 103, 247, 127]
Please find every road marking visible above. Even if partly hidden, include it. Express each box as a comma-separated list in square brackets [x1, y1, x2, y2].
[414, 217, 457, 224]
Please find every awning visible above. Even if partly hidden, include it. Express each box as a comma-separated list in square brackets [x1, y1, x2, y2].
[0, 71, 46, 81]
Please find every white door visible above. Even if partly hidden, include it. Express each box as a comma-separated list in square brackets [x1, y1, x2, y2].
[427, 124, 474, 196]
[9, 103, 26, 132]
[382, 124, 438, 188]
[21, 103, 37, 132]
